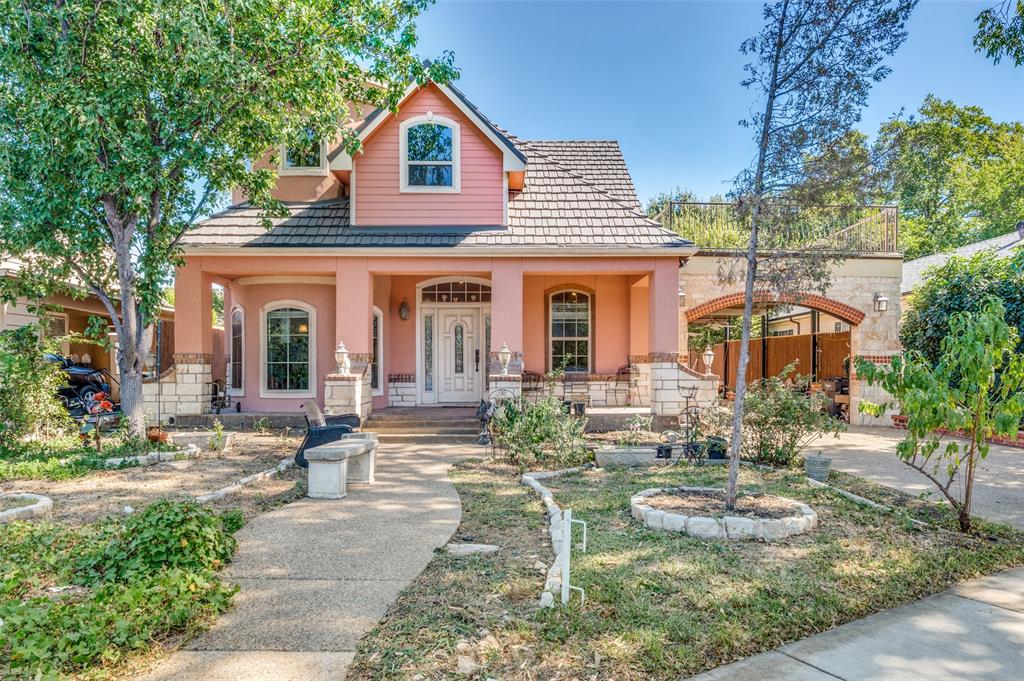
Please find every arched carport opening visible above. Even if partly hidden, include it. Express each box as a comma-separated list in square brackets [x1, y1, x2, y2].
[683, 291, 865, 422]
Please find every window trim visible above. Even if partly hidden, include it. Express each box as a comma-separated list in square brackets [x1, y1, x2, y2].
[399, 114, 461, 193]
[228, 306, 245, 397]
[259, 300, 317, 399]
[371, 306, 384, 397]
[547, 289, 593, 374]
[278, 139, 329, 176]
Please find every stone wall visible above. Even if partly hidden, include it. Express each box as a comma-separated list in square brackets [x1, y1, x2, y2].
[387, 374, 417, 408]
[324, 372, 373, 420]
[648, 353, 719, 431]
[679, 255, 903, 426]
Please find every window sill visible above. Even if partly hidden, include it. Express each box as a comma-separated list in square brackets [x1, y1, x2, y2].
[259, 389, 315, 399]
[399, 184, 460, 194]
[279, 166, 329, 177]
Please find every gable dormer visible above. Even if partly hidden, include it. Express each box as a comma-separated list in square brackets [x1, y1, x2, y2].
[332, 82, 526, 227]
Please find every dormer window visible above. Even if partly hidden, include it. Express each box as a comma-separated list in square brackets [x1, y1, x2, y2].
[280, 128, 327, 175]
[400, 114, 460, 192]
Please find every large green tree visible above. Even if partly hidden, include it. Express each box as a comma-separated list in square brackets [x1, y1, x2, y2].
[902, 249, 1024, 364]
[975, 0, 1024, 66]
[877, 96, 1024, 259]
[0, 0, 453, 435]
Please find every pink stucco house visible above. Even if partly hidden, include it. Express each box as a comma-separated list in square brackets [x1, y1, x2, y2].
[159, 77, 903, 428]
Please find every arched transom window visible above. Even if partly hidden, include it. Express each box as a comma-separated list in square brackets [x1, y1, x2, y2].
[421, 281, 491, 303]
[401, 115, 460, 192]
[550, 290, 591, 373]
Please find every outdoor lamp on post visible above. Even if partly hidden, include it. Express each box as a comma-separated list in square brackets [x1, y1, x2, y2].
[702, 345, 715, 375]
[873, 293, 889, 313]
[498, 342, 512, 375]
[334, 340, 351, 375]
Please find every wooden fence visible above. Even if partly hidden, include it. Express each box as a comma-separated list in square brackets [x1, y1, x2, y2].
[688, 331, 850, 388]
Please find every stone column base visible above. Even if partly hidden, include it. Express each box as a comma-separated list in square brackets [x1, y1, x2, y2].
[164, 353, 213, 418]
[488, 374, 522, 401]
[648, 354, 719, 431]
[324, 372, 373, 420]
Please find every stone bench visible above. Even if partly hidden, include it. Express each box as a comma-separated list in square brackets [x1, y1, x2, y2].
[305, 433, 379, 499]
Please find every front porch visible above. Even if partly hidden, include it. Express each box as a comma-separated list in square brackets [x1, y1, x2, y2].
[157, 254, 707, 429]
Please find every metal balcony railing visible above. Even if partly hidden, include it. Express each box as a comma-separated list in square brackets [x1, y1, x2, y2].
[656, 201, 899, 254]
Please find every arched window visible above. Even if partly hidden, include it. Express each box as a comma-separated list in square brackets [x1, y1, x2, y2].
[229, 307, 244, 394]
[260, 302, 316, 397]
[371, 307, 384, 396]
[400, 115, 460, 192]
[549, 290, 591, 373]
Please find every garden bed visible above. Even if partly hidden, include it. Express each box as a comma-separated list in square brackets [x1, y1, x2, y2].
[347, 461, 1024, 680]
[0, 431, 304, 524]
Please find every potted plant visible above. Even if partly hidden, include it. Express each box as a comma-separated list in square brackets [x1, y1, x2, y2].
[704, 435, 728, 460]
[804, 451, 832, 482]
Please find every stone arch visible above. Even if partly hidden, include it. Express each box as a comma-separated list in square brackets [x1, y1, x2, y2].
[684, 291, 866, 326]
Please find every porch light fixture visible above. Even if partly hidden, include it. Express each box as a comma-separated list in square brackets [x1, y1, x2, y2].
[702, 346, 715, 375]
[498, 342, 512, 375]
[334, 340, 351, 375]
[398, 298, 410, 320]
[873, 293, 889, 313]
[678, 287, 686, 305]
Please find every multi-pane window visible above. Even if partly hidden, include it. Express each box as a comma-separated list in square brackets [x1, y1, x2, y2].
[230, 308, 243, 391]
[265, 308, 309, 391]
[284, 127, 322, 169]
[421, 281, 490, 303]
[406, 123, 453, 187]
[371, 310, 382, 392]
[550, 291, 591, 373]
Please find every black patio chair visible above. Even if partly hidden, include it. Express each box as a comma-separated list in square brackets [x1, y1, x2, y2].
[520, 370, 545, 403]
[294, 401, 362, 468]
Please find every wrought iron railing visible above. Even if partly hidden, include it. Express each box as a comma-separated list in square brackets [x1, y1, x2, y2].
[656, 201, 899, 254]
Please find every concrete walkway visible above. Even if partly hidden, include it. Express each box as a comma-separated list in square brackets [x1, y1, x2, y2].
[692, 568, 1024, 680]
[810, 427, 1024, 530]
[139, 443, 475, 681]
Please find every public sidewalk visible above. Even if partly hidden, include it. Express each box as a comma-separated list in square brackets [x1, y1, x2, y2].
[139, 444, 474, 681]
[692, 568, 1024, 681]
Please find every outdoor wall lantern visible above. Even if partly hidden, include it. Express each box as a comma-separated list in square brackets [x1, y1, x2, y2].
[398, 298, 410, 320]
[678, 287, 686, 305]
[498, 342, 512, 375]
[873, 293, 889, 313]
[334, 340, 351, 374]
[702, 346, 715, 374]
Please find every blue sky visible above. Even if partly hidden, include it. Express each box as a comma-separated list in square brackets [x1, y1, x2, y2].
[412, 0, 1023, 207]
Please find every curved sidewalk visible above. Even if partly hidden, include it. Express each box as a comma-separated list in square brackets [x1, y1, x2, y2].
[140, 443, 474, 681]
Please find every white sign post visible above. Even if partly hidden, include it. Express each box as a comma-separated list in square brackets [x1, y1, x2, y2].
[560, 507, 588, 606]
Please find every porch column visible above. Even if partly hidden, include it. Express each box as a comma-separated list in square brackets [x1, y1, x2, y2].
[326, 258, 373, 419]
[648, 258, 686, 429]
[170, 258, 214, 418]
[489, 259, 524, 400]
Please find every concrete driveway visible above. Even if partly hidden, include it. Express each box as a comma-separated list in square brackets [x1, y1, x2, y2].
[809, 427, 1024, 530]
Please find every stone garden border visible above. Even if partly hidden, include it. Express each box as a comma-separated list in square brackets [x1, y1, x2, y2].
[0, 493, 53, 523]
[631, 486, 817, 540]
[104, 443, 199, 469]
[520, 463, 594, 608]
[194, 457, 296, 503]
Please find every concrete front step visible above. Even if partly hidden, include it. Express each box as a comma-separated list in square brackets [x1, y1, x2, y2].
[365, 425, 481, 435]
[365, 408, 478, 421]
[373, 433, 482, 445]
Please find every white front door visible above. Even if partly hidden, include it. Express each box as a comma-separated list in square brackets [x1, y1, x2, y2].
[438, 308, 481, 403]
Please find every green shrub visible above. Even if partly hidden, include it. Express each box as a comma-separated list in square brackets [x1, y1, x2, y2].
[0, 501, 240, 678]
[741, 364, 846, 467]
[0, 324, 74, 446]
[75, 500, 238, 584]
[616, 414, 653, 447]
[0, 434, 176, 481]
[490, 396, 590, 471]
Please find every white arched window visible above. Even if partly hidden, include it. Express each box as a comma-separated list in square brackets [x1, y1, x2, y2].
[400, 114, 460, 192]
[549, 290, 592, 373]
[229, 307, 244, 395]
[260, 301, 316, 398]
[371, 307, 384, 396]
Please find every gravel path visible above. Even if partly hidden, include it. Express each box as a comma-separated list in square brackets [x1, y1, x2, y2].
[809, 427, 1024, 529]
[137, 443, 478, 681]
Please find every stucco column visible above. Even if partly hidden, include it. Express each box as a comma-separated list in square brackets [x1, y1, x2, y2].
[171, 258, 214, 417]
[328, 258, 373, 418]
[648, 258, 685, 430]
[490, 259, 524, 375]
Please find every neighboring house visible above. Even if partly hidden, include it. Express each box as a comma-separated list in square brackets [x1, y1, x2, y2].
[163, 77, 903, 427]
[2, 257, 174, 401]
[901, 223, 1024, 299]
